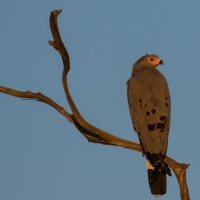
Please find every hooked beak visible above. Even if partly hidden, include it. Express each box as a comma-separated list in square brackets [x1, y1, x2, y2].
[159, 60, 164, 65]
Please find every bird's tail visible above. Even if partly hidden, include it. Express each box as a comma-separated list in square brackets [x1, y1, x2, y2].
[146, 159, 171, 197]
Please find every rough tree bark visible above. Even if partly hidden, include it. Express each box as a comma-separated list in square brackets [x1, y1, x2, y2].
[0, 10, 190, 200]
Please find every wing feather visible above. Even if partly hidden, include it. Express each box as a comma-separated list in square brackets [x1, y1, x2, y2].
[127, 67, 170, 162]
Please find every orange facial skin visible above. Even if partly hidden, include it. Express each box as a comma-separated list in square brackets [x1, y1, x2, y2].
[147, 56, 164, 66]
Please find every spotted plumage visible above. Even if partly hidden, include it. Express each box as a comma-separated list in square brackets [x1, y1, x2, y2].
[127, 54, 172, 197]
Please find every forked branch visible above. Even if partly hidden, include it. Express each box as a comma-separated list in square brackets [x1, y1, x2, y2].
[0, 9, 190, 200]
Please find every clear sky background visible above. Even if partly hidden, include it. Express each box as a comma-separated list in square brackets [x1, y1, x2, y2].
[0, 1, 199, 200]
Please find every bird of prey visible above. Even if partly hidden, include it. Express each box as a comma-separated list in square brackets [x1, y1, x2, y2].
[127, 54, 172, 197]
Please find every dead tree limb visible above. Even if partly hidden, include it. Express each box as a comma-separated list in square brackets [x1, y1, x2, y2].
[0, 9, 190, 200]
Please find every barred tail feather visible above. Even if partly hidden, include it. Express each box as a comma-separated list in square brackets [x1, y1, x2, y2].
[146, 160, 167, 197]
[148, 169, 166, 197]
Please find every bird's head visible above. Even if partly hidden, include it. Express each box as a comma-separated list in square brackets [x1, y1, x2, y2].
[133, 54, 164, 72]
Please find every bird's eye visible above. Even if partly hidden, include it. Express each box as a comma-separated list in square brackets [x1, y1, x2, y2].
[150, 58, 154, 61]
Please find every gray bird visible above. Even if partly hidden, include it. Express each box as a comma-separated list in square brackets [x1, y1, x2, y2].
[127, 54, 172, 197]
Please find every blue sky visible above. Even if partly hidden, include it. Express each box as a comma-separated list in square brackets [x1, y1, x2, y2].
[0, 1, 199, 199]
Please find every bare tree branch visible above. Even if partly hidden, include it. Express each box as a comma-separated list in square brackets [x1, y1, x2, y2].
[165, 157, 190, 200]
[0, 9, 190, 200]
